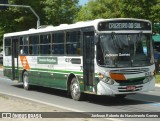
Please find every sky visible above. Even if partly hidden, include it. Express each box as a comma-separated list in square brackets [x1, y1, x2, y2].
[79, 0, 89, 6]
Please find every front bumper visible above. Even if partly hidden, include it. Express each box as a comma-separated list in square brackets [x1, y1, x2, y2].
[97, 77, 155, 95]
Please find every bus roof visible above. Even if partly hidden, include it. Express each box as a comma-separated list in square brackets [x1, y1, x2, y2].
[4, 18, 151, 38]
[153, 35, 160, 42]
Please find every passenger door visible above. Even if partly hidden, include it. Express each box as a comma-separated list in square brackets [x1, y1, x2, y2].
[11, 38, 19, 80]
[83, 31, 95, 89]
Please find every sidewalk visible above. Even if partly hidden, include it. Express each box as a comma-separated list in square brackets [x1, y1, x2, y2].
[0, 93, 110, 121]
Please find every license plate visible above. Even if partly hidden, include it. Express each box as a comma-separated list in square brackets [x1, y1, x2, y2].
[126, 86, 136, 91]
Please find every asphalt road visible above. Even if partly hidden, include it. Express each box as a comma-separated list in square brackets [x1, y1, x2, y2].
[0, 70, 160, 121]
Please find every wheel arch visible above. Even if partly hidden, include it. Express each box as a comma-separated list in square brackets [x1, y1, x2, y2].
[67, 73, 78, 93]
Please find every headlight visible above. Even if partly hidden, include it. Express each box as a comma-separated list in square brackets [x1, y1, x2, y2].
[98, 73, 104, 79]
[143, 76, 152, 84]
[102, 77, 115, 85]
[98, 73, 115, 85]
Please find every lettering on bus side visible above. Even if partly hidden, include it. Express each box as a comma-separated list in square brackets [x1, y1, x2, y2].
[37, 57, 58, 64]
[65, 58, 72, 63]
[65, 58, 81, 64]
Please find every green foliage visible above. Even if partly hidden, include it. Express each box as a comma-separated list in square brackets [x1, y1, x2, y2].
[76, 0, 160, 22]
[0, 0, 44, 32]
[0, 0, 45, 46]
[76, 0, 160, 33]
[154, 23, 160, 34]
[0, 0, 80, 46]
[156, 74, 160, 84]
[42, 0, 80, 26]
[75, 0, 122, 21]
[121, 0, 160, 22]
[121, 0, 160, 34]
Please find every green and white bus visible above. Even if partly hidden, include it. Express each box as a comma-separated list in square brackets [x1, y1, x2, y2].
[3, 18, 155, 100]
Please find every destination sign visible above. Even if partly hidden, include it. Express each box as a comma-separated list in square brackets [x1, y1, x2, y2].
[109, 23, 141, 29]
[98, 20, 151, 31]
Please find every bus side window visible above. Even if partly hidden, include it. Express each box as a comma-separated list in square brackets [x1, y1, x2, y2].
[52, 33, 64, 55]
[29, 35, 39, 55]
[66, 31, 81, 55]
[40, 34, 51, 55]
[20, 46, 28, 55]
[4, 38, 11, 56]
[20, 36, 29, 55]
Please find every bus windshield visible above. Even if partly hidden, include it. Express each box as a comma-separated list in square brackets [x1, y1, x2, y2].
[97, 33, 153, 67]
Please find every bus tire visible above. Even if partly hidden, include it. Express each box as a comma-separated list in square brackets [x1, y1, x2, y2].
[70, 78, 82, 101]
[23, 71, 30, 90]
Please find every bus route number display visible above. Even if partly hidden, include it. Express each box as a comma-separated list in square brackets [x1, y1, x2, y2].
[109, 23, 141, 29]
[98, 20, 151, 31]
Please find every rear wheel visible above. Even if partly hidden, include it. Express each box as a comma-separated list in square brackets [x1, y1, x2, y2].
[23, 71, 30, 90]
[70, 78, 82, 101]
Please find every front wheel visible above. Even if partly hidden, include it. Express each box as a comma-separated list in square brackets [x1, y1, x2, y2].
[23, 71, 30, 90]
[70, 78, 82, 101]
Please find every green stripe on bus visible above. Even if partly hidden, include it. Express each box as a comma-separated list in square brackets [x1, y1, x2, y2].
[4, 66, 83, 75]
[31, 68, 83, 75]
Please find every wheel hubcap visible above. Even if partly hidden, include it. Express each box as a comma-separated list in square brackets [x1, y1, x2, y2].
[24, 76, 28, 87]
[72, 82, 79, 97]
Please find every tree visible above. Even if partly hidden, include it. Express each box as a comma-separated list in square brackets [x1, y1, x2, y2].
[42, 0, 80, 26]
[75, 0, 122, 21]
[0, 0, 45, 31]
[0, 0, 80, 46]
[0, 0, 45, 46]
[153, 23, 160, 34]
[121, 0, 160, 34]
[76, 0, 160, 33]
[121, 0, 160, 23]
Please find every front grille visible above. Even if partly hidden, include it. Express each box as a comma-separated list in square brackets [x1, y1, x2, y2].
[110, 68, 148, 92]
[110, 68, 149, 74]
[115, 78, 144, 92]
[115, 78, 145, 86]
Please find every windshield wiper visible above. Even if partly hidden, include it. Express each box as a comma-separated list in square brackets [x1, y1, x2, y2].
[138, 32, 143, 41]
[111, 32, 119, 49]
[134, 32, 143, 56]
